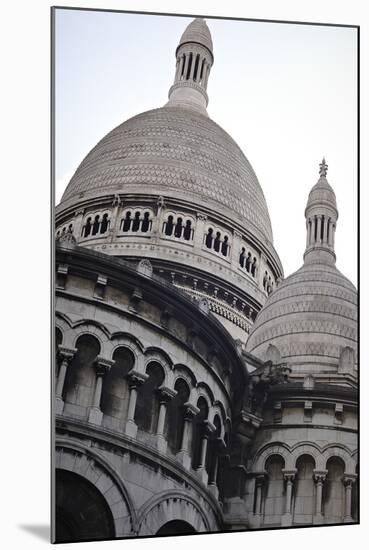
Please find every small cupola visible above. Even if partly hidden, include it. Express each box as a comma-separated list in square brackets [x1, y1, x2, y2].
[166, 18, 214, 115]
[304, 158, 339, 266]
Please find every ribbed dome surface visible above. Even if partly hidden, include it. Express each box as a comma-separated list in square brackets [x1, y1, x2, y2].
[61, 106, 273, 242]
[306, 176, 337, 212]
[178, 18, 213, 52]
[245, 262, 357, 367]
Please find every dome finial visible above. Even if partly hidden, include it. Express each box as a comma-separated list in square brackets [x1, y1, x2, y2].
[166, 18, 214, 116]
[319, 157, 328, 177]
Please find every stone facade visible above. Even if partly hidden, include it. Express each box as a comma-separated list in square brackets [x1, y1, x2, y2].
[53, 19, 358, 543]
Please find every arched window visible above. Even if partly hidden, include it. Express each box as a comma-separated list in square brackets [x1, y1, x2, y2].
[134, 362, 165, 432]
[132, 212, 141, 232]
[141, 212, 150, 233]
[92, 215, 100, 236]
[84, 217, 92, 238]
[166, 378, 190, 454]
[323, 457, 345, 523]
[68, 223, 73, 233]
[164, 215, 174, 236]
[239, 247, 246, 267]
[122, 211, 132, 232]
[293, 455, 315, 524]
[263, 455, 285, 525]
[263, 271, 268, 289]
[191, 397, 209, 469]
[100, 213, 109, 234]
[63, 334, 100, 408]
[100, 347, 135, 423]
[183, 220, 192, 241]
[174, 217, 183, 238]
[205, 228, 213, 248]
[221, 236, 229, 256]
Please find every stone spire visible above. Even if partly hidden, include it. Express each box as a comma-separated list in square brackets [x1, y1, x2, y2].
[303, 158, 338, 266]
[166, 18, 214, 116]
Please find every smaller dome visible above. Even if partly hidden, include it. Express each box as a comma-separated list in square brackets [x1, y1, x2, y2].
[306, 177, 337, 213]
[245, 262, 357, 370]
[178, 18, 213, 53]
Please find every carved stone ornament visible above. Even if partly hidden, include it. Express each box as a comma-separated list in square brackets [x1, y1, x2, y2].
[57, 229, 77, 247]
[137, 259, 153, 277]
[199, 297, 210, 315]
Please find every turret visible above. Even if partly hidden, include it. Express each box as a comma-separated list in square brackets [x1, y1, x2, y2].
[166, 18, 214, 115]
[303, 158, 338, 266]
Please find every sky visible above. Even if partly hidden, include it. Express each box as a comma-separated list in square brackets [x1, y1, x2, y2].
[55, 8, 357, 285]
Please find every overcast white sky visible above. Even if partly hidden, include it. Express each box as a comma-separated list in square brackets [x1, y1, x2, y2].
[55, 8, 357, 285]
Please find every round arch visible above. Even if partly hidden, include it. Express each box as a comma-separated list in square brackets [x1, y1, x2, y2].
[55, 441, 136, 537]
[137, 491, 215, 536]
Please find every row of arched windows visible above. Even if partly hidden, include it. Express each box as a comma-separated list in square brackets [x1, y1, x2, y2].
[83, 213, 110, 238]
[205, 228, 230, 257]
[259, 454, 357, 525]
[56, 223, 73, 238]
[120, 211, 152, 233]
[239, 248, 257, 277]
[56, 330, 228, 486]
[163, 215, 193, 241]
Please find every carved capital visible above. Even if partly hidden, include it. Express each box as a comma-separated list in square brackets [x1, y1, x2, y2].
[157, 385, 177, 403]
[95, 356, 114, 376]
[254, 471, 267, 486]
[196, 212, 207, 221]
[343, 474, 357, 488]
[57, 345, 77, 362]
[183, 402, 200, 420]
[282, 469, 297, 482]
[202, 419, 216, 438]
[127, 370, 149, 389]
[313, 469, 328, 483]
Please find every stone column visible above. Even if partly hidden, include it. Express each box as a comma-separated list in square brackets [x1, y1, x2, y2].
[208, 437, 226, 499]
[109, 196, 123, 242]
[55, 346, 76, 415]
[343, 474, 357, 523]
[231, 230, 242, 269]
[194, 213, 207, 252]
[323, 216, 329, 244]
[281, 469, 297, 526]
[328, 220, 333, 246]
[124, 370, 149, 438]
[253, 472, 267, 528]
[73, 209, 85, 242]
[196, 420, 215, 485]
[176, 402, 200, 469]
[313, 469, 327, 524]
[88, 357, 114, 425]
[156, 386, 177, 454]
[203, 63, 210, 88]
[306, 220, 310, 248]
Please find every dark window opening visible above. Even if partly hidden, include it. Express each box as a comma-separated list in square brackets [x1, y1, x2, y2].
[92, 215, 100, 236]
[84, 217, 92, 238]
[174, 217, 183, 238]
[193, 54, 200, 81]
[132, 212, 141, 232]
[251, 257, 257, 276]
[122, 211, 132, 232]
[239, 247, 246, 267]
[141, 211, 150, 232]
[221, 236, 229, 256]
[183, 220, 192, 240]
[186, 53, 193, 80]
[164, 215, 174, 236]
[100, 213, 109, 234]
[245, 252, 251, 272]
[205, 228, 213, 248]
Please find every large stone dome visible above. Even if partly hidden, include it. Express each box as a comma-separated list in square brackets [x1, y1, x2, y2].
[60, 105, 273, 243]
[246, 252, 357, 370]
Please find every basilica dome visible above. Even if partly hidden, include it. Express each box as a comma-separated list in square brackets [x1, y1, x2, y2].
[60, 105, 273, 243]
[246, 159, 357, 372]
